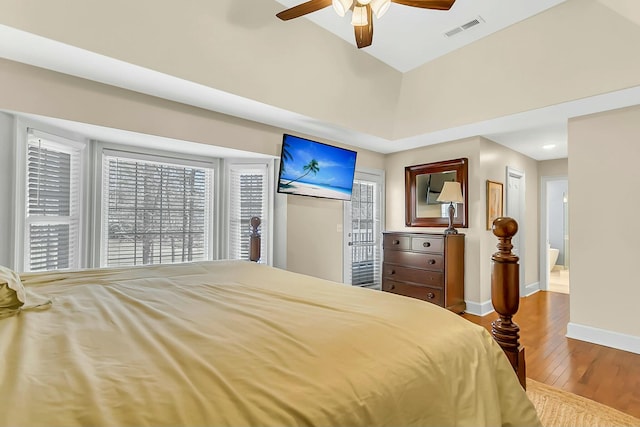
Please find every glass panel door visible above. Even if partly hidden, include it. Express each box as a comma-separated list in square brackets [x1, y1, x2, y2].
[344, 170, 384, 289]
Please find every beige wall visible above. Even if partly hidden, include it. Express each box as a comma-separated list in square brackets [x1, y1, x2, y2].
[569, 105, 640, 338]
[285, 140, 385, 282]
[3, 0, 640, 144]
[286, 197, 344, 282]
[479, 138, 539, 301]
[394, 0, 640, 139]
[0, 0, 401, 139]
[538, 158, 568, 177]
[384, 136, 538, 310]
[0, 59, 386, 281]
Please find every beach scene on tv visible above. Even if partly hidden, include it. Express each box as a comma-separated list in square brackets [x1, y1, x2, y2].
[278, 135, 357, 201]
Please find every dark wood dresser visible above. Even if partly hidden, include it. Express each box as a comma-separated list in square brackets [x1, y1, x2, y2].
[382, 232, 465, 313]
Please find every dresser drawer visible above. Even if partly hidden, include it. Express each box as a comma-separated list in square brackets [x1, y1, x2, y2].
[382, 279, 443, 306]
[383, 263, 443, 288]
[411, 236, 443, 253]
[383, 234, 411, 251]
[382, 232, 465, 313]
[384, 250, 444, 271]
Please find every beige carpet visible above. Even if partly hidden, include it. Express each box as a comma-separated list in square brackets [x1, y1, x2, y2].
[527, 379, 640, 427]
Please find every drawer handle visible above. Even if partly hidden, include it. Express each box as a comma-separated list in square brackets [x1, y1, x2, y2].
[390, 269, 396, 275]
[427, 292, 435, 299]
[423, 242, 431, 248]
[393, 240, 400, 245]
[428, 259, 436, 265]
[389, 284, 396, 290]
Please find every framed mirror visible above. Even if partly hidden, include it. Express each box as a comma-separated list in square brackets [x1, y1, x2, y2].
[405, 158, 468, 228]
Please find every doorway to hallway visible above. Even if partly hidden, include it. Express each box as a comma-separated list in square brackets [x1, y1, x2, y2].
[540, 176, 570, 294]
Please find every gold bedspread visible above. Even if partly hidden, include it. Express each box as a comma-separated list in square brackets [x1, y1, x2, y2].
[0, 261, 540, 426]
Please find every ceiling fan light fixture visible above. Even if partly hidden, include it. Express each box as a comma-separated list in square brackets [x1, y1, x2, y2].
[332, 0, 353, 17]
[370, 0, 391, 18]
[358, 0, 372, 5]
[351, 5, 368, 26]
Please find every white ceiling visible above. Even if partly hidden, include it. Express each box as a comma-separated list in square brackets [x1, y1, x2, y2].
[1, 1, 639, 161]
[274, 0, 567, 72]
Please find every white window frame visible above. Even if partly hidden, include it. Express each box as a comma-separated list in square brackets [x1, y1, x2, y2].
[13, 120, 278, 272]
[14, 127, 87, 272]
[93, 143, 219, 268]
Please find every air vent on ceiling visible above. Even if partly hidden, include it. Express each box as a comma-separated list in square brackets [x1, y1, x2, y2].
[444, 16, 485, 38]
[444, 27, 463, 38]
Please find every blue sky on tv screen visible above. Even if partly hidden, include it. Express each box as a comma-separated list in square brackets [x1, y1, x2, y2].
[280, 135, 356, 189]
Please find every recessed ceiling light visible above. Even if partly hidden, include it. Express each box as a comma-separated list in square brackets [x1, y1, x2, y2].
[542, 144, 556, 150]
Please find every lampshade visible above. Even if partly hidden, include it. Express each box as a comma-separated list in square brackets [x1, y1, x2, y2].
[332, 0, 353, 17]
[370, 0, 391, 18]
[437, 181, 464, 203]
[351, 5, 368, 26]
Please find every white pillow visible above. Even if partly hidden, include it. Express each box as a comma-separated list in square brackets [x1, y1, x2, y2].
[0, 265, 26, 315]
[0, 266, 50, 319]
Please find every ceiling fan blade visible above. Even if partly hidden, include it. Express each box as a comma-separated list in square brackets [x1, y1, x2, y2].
[354, 5, 373, 48]
[276, 0, 333, 21]
[391, 0, 456, 10]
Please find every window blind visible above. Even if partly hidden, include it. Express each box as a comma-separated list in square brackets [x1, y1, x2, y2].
[25, 132, 82, 272]
[103, 154, 212, 267]
[228, 164, 268, 262]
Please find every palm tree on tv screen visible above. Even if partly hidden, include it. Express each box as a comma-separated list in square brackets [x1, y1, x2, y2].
[280, 140, 293, 173]
[284, 159, 320, 185]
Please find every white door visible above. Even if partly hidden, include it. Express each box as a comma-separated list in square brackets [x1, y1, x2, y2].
[506, 167, 526, 295]
[343, 169, 384, 289]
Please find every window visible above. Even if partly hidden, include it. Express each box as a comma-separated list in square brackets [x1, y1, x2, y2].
[17, 126, 275, 272]
[24, 130, 84, 272]
[228, 163, 270, 263]
[101, 150, 214, 267]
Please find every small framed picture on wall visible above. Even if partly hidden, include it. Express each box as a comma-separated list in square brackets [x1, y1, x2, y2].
[486, 180, 503, 230]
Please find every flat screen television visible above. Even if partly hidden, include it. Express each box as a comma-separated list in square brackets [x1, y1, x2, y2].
[277, 134, 357, 201]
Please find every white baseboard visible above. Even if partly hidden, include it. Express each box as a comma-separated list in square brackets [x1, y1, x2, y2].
[524, 281, 540, 297]
[567, 322, 640, 355]
[465, 281, 539, 316]
[465, 300, 495, 316]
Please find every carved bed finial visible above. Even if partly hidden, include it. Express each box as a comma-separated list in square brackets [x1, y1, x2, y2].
[491, 217, 526, 389]
[249, 216, 261, 262]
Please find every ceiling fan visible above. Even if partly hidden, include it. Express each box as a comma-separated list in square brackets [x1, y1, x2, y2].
[276, 0, 456, 49]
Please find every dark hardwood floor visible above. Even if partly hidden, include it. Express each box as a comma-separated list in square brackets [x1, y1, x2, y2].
[462, 291, 640, 418]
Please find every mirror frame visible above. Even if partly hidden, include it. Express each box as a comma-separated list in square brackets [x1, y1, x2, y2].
[405, 158, 469, 228]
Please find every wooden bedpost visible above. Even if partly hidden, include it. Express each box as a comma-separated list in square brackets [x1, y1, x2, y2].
[249, 216, 261, 262]
[491, 217, 526, 389]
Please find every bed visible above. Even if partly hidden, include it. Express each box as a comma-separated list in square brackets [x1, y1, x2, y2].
[0, 219, 540, 427]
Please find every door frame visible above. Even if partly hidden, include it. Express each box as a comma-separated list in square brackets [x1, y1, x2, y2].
[506, 167, 526, 296]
